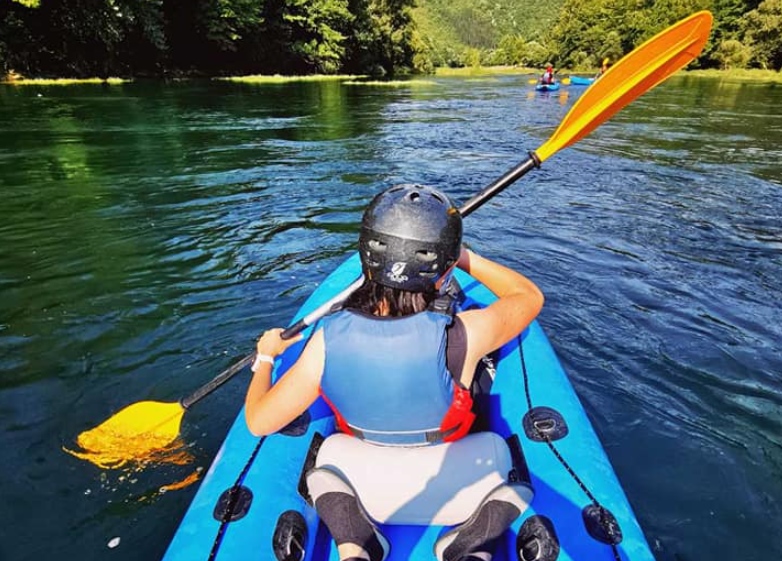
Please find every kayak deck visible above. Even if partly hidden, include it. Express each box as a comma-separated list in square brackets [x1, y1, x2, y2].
[162, 253, 655, 561]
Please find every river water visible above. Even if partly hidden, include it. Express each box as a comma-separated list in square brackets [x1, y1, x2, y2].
[1, 75, 780, 561]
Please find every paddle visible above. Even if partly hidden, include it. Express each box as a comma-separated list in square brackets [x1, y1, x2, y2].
[68, 10, 713, 469]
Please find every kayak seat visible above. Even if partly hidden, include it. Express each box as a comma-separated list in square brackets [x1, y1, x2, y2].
[312, 431, 522, 526]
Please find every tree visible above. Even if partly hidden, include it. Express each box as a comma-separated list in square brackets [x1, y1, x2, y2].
[741, 0, 782, 69]
[714, 38, 753, 67]
[341, 0, 420, 75]
[198, 0, 264, 53]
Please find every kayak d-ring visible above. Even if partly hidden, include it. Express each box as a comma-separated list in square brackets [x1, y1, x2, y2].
[516, 515, 560, 561]
[213, 485, 253, 522]
[273, 510, 308, 561]
[522, 406, 569, 442]
[583, 504, 623, 545]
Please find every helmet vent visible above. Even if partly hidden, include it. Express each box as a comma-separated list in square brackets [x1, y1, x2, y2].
[415, 250, 437, 263]
[368, 239, 387, 252]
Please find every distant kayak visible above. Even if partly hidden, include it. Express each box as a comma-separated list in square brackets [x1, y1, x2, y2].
[535, 82, 560, 92]
[570, 76, 596, 86]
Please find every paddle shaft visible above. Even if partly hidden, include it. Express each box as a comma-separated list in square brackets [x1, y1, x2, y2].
[181, 354, 254, 409]
[459, 153, 540, 217]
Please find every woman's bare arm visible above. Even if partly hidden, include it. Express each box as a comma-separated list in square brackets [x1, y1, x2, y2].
[244, 329, 324, 436]
[455, 248, 544, 387]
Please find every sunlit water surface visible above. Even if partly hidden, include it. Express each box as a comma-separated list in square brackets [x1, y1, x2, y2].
[1, 75, 780, 561]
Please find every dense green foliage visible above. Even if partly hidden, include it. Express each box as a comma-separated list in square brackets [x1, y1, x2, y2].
[1, 0, 418, 77]
[413, 0, 563, 67]
[417, 0, 782, 71]
[1, 0, 780, 78]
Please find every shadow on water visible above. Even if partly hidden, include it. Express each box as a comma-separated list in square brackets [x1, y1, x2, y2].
[1, 74, 781, 560]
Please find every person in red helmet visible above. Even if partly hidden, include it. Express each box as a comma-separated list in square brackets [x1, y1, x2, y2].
[540, 63, 555, 85]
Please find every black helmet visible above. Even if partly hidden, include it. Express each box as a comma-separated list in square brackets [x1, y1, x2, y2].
[359, 184, 462, 292]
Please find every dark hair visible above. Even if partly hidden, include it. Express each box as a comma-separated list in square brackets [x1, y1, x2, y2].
[343, 278, 436, 317]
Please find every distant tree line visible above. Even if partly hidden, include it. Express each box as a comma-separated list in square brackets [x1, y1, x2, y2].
[1, 0, 780, 79]
[418, 0, 782, 71]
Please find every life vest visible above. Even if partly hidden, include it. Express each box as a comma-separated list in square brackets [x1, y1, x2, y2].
[319, 309, 475, 446]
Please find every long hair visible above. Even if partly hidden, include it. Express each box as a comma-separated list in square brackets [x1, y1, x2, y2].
[343, 278, 437, 317]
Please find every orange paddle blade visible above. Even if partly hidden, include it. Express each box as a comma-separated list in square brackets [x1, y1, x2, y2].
[64, 400, 185, 469]
[535, 10, 713, 162]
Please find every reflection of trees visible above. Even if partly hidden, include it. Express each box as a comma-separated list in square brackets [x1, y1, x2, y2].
[0, 79, 405, 387]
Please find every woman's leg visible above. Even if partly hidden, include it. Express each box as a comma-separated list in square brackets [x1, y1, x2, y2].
[306, 467, 390, 561]
[434, 482, 534, 561]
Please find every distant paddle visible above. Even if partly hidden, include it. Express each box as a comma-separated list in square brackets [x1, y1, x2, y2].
[67, 10, 713, 469]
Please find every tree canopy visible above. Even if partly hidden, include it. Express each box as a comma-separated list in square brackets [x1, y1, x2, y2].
[1, 0, 780, 79]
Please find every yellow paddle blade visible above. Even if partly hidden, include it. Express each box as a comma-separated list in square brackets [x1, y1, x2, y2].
[64, 401, 185, 469]
[527, 78, 538, 84]
[535, 10, 713, 162]
[561, 77, 572, 85]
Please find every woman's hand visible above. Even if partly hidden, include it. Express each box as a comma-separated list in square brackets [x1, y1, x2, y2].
[256, 328, 302, 360]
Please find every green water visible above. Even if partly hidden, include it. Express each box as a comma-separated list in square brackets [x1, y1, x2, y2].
[1, 76, 781, 560]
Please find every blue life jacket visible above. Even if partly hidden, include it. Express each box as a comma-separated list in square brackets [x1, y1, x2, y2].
[319, 309, 474, 446]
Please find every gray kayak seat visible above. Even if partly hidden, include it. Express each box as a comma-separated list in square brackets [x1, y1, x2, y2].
[312, 431, 530, 526]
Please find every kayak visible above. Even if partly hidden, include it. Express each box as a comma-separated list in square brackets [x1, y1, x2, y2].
[569, 76, 596, 86]
[162, 252, 656, 561]
[535, 82, 560, 92]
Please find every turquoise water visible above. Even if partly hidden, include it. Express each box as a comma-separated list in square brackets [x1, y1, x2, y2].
[1, 75, 780, 560]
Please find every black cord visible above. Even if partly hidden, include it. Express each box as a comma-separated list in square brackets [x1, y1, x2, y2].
[208, 436, 266, 561]
[519, 335, 621, 561]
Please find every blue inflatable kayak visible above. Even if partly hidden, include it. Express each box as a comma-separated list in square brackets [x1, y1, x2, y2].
[569, 76, 595, 86]
[535, 82, 560, 92]
[162, 253, 655, 561]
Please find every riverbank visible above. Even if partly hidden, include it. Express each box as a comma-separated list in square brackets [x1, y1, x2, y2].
[3, 67, 781, 86]
[685, 68, 782, 82]
[1, 76, 128, 86]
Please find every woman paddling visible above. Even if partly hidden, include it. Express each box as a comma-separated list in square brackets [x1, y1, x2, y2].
[244, 184, 544, 561]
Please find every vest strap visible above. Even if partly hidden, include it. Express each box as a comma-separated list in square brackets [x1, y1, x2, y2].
[347, 424, 461, 446]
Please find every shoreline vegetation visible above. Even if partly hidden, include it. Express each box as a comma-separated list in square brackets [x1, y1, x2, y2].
[3, 2, 780, 86]
[3, 67, 781, 87]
